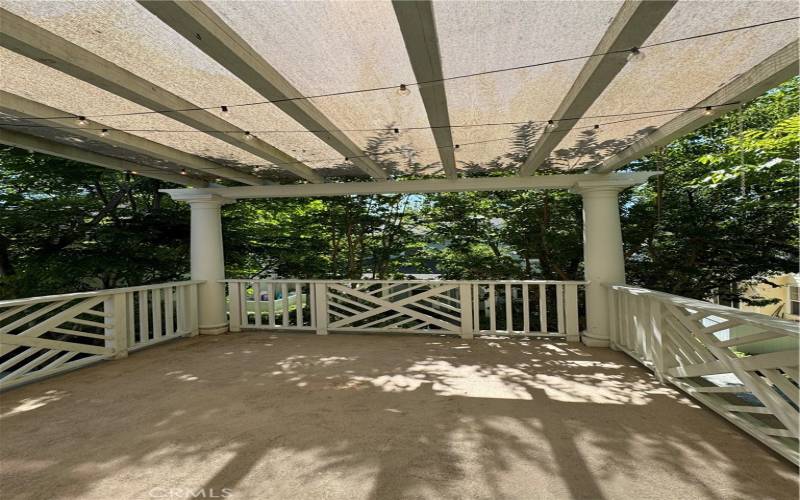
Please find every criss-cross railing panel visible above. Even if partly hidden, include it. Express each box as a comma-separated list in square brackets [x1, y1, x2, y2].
[223, 279, 585, 340]
[608, 284, 799, 465]
[0, 281, 200, 390]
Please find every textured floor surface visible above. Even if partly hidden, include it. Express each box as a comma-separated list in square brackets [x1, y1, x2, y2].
[1, 332, 797, 500]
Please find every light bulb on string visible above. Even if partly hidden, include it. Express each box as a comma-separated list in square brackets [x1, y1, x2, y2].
[180, 168, 187, 176]
[220, 105, 230, 116]
[244, 131, 254, 140]
[545, 120, 555, 131]
[131, 170, 138, 175]
[592, 124, 600, 134]
[397, 84, 411, 97]
[100, 129, 109, 137]
[704, 106, 713, 116]
[627, 47, 644, 62]
[76, 116, 88, 126]
[393, 128, 400, 134]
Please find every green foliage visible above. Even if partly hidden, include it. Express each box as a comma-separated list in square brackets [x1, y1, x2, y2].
[623, 78, 799, 302]
[1, 79, 796, 303]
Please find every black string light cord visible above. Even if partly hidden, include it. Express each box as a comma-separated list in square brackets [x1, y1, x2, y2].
[7, 15, 797, 123]
[0, 102, 740, 135]
[51, 107, 693, 179]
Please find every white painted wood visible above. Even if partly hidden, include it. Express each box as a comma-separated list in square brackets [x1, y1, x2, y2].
[139, 0, 376, 182]
[519, 0, 676, 174]
[295, 282, 303, 326]
[164, 172, 657, 201]
[138, 290, 150, 343]
[282, 284, 289, 327]
[489, 285, 497, 333]
[253, 282, 262, 328]
[556, 285, 565, 334]
[539, 284, 548, 333]
[505, 284, 513, 333]
[314, 283, 328, 335]
[594, 40, 800, 173]
[459, 284, 473, 339]
[564, 284, 579, 342]
[0, 129, 207, 188]
[152, 288, 162, 339]
[0, 8, 315, 184]
[228, 284, 241, 333]
[0, 91, 234, 185]
[164, 287, 174, 337]
[392, 0, 457, 179]
[607, 283, 799, 465]
[522, 285, 530, 334]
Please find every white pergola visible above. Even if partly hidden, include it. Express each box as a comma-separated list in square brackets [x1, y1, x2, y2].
[0, 0, 798, 345]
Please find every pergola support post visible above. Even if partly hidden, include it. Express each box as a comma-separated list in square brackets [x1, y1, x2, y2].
[182, 194, 235, 335]
[573, 181, 628, 348]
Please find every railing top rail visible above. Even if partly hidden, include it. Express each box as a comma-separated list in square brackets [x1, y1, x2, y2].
[0, 280, 204, 308]
[220, 279, 588, 285]
[607, 284, 798, 335]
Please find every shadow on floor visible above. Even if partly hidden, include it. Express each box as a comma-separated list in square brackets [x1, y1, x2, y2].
[0, 332, 797, 500]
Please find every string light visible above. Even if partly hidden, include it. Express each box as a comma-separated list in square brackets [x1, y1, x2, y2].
[393, 128, 400, 134]
[221, 105, 230, 116]
[8, 17, 795, 125]
[627, 47, 644, 62]
[100, 128, 109, 137]
[131, 170, 138, 175]
[454, 144, 460, 149]
[244, 131, 254, 140]
[704, 106, 713, 115]
[545, 120, 555, 130]
[180, 168, 187, 175]
[76, 116, 88, 126]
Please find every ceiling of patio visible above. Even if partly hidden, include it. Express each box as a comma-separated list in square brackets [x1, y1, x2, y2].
[0, 0, 797, 185]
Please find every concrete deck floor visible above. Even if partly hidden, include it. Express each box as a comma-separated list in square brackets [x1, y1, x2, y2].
[0, 332, 797, 500]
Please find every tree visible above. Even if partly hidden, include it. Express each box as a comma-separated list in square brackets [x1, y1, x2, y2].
[623, 78, 799, 302]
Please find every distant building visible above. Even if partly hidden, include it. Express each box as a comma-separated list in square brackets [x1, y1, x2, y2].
[737, 273, 799, 321]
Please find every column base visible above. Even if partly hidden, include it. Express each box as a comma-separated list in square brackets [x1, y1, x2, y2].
[580, 334, 610, 348]
[199, 323, 229, 335]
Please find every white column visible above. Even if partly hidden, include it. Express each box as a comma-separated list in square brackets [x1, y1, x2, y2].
[182, 194, 234, 335]
[572, 181, 627, 347]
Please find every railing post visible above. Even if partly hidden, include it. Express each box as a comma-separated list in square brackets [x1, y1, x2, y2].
[564, 283, 579, 342]
[314, 282, 328, 335]
[104, 292, 129, 359]
[228, 282, 241, 333]
[187, 283, 200, 336]
[649, 298, 666, 382]
[459, 283, 474, 339]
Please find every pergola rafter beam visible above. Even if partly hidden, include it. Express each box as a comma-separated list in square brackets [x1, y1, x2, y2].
[163, 171, 660, 200]
[0, 8, 323, 184]
[138, 0, 388, 181]
[0, 91, 265, 185]
[0, 129, 208, 187]
[518, 0, 676, 175]
[392, 0, 457, 179]
[592, 39, 800, 173]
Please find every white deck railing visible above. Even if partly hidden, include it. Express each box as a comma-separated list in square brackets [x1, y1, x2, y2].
[222, 279, 586, 340]
[608, 284, 799, 465]
[0, 281, 201, 390]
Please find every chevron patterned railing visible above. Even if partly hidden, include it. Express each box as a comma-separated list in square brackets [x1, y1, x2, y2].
[608, 284, 799, 464]
[0, 281, 201, 390]
[223, 279, 585, 340]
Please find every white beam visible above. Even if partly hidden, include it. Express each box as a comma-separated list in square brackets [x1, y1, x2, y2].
[138, 0, 388, 181]
[592, 39, 800, 173]
[163, 172, 660, 200]
[0, 8, 323, 184]
[519, 0, 676, 175]
[0, 91, 263, 185]
[392, 0, 457, 179]
[0, 128, 208, 187]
